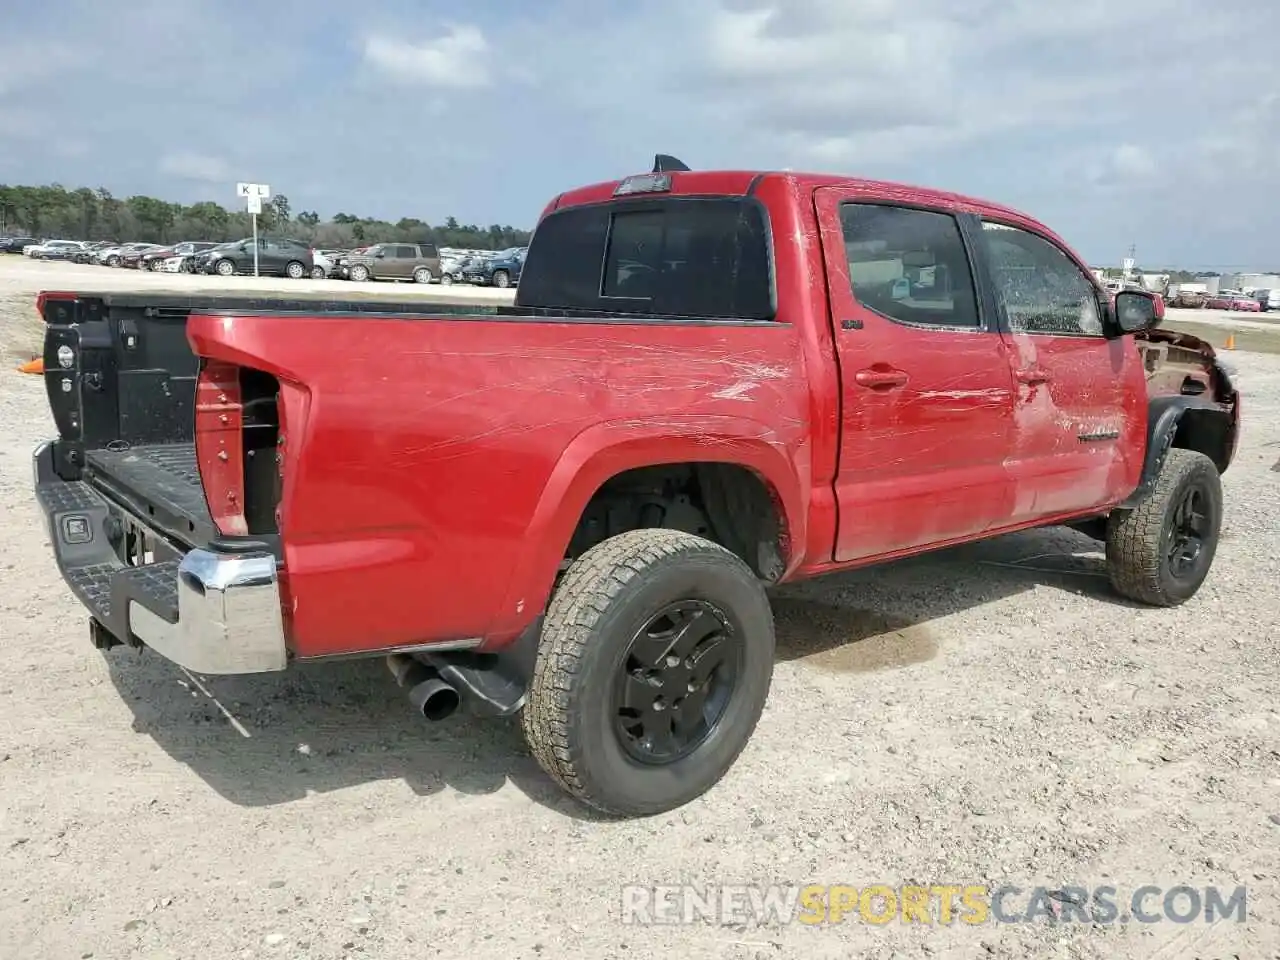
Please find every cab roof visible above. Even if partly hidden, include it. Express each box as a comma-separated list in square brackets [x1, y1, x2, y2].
[545, 167, 1051, 239]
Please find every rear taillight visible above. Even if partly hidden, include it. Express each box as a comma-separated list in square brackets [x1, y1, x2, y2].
[193, 360, 248, 536]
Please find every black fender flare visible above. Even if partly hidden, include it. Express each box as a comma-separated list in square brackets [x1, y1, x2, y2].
[1117, 396, 1231, 509]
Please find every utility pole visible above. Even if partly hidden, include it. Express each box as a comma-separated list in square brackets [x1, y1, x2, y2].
[1122, 243, 1136, 284]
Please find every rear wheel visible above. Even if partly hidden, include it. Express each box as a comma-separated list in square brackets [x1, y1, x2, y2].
[285, 260, 306, 279]
[1105, 448, 1223, 606]
[413, 266, 433, 284]
[215, 258, 236, 277]
[521, 529, 775, 817]
[440, 274, 454, 286]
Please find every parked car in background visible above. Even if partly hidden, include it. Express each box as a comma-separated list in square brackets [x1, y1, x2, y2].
[331, 246, 370, 279]
[37, 240, 89, 261]
[139, 241, 218, 271]
[201, 237, 315, 278]
[311, 248, 346, 279]
[119, 244, 168, 269]
[341, 242, 441, 283]
[95, 242, 150, 267]
[27, 240, 84, 260]
[71, 241, 117, 264]
[1205, 293, 1261, 312]
[0, 236, 39, 253]
[461, 246, 527, 287]
[438, 252, 468, 285]
[1253, 289, 1280, 311]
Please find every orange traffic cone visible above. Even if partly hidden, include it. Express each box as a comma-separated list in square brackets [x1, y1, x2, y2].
[17, 357, 43, 374]
[1224, 334, 1236, 350]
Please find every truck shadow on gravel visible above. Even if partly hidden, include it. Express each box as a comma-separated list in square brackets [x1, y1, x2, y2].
[101, 525, 1128, 819]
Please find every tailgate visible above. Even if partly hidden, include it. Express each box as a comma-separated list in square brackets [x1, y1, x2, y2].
[39, 292, 213, 545]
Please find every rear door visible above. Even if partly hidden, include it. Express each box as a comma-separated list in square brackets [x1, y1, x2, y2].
[815, 186, 1017, 562]
[972, 220, 1146, 522]
[390, 245, 417, 278]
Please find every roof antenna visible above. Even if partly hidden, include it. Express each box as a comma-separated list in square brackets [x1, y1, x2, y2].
[653, 154, 690, 173]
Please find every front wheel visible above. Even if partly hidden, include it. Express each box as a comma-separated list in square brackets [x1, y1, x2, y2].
[214, 258, 236, 277]
[285, 260, 305, 279]
[440, 274, 454, 286]
[1105, 448, 1223, 606]
[311, 265, 326, 279]
[521, 529, 775, 817]
[349, 264, 370, 282]
[491, 269, 510, 288]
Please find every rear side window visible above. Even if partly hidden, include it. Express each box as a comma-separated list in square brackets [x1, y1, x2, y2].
[838, 203, 981, 328]
[516, 197, 774, 319]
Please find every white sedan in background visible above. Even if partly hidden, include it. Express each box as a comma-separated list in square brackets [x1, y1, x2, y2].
[26, 240, 85, 259]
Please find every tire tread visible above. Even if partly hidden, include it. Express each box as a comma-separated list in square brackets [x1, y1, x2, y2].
[1105, 447, 1221, 606]
[521, 529, 759, 815]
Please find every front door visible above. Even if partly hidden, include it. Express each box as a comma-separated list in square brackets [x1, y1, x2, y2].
[973, 220, 1146, 523]
[816, 187, 1018, 563]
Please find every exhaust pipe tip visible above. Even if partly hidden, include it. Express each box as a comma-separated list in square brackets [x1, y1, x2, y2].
[409, 677, 461, 721]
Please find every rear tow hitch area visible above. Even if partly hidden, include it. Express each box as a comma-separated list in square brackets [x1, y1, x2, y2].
[385, 625, 536, 721]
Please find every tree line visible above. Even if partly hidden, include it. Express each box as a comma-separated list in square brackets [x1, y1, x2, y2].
[0, 184, 532, 251]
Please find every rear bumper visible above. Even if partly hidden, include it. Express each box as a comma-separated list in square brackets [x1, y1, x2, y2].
[33, 441, 288, 675]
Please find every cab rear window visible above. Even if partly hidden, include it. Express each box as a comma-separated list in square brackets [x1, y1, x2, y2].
[515, 197, 775, 320]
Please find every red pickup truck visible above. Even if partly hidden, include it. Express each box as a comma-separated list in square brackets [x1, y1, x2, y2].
[32, 157, 1240, 817]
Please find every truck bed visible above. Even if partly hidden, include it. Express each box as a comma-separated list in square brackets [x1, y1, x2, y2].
[84, 444, 212, 527]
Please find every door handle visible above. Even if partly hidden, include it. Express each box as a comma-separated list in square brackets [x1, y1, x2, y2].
[854, 367, 909, 389]
[1015, 367, 1050, 385]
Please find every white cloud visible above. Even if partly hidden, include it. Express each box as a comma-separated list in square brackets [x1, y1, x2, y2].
[158, 152, 231, 184]
[1110, 145, 1157, 179]
[2, 0, 1280, 266]
[362, 27, 491, 88]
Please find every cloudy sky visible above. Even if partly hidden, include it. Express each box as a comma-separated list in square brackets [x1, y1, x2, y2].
[2, 0, 1277, 268]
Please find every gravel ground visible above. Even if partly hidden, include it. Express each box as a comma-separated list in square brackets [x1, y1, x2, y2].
[1, 260, 1278, 960]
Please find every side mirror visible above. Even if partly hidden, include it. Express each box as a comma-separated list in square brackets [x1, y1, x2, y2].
[1114, 290, 1159, 333]
[374, 250, 386, 258]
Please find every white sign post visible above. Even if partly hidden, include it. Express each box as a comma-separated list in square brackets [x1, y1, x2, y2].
[235, 183, 271, 277]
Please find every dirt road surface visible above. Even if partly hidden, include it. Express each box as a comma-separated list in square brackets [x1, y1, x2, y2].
[1, 259, 1278, 959]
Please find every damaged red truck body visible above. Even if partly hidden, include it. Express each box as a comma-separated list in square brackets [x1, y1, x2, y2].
[32, 158, 1240, 816]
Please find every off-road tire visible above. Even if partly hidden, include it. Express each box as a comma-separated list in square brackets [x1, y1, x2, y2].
[521, 529, 775, 817]
[1105, 447, 1223, 606]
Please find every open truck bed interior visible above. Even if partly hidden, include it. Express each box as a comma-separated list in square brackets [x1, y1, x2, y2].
[35, 290, 526, 651]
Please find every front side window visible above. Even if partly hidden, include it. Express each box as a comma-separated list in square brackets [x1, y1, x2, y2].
[981, 222, 1103, 336]
[838, 203, 981, 328]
